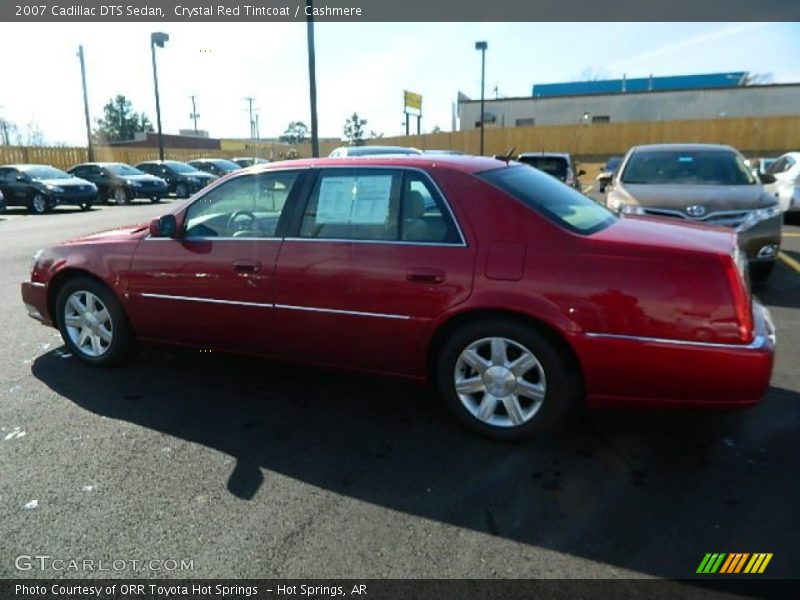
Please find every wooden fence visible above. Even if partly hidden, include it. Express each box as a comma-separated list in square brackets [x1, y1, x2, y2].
[2, 115, 798, 170]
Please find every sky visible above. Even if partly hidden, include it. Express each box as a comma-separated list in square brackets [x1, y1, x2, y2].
[0, 22, 799, 145]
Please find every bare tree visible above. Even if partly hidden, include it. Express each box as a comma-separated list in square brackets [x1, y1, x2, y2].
[742, 72, 774, 86]
[574, 68, 610, 82]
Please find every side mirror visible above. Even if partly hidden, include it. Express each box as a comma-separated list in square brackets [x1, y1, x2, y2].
[16, 174, 28, 182]
[149, 214, 178, 238]
[578, 169, 586, 176]
[597, 173, 612, 184]
[759, 172, 776, 184]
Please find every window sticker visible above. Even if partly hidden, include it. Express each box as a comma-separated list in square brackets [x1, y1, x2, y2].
[316, 175, 392, 224]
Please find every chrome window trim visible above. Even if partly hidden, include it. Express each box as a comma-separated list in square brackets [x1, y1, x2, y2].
[143, 235, 282, 242]
[137, 293, 412, 320]
[297, 165, 468, 247]
[584, 331, 768, 350]
[282, 237, 465, 248]
[275, 303, 411, 320]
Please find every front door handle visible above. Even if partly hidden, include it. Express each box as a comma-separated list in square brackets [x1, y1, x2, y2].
[232, 259, 261, 273]
[407, 268, 445, 284]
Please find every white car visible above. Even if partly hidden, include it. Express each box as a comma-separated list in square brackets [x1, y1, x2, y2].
[764, 152, 800, 213]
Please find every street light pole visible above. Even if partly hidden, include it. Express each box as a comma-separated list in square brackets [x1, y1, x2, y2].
[77, 45, 94, 161]
[475, 41, 487, 156]
[150, 32, 169, 161]
[306, 0, 320, 158]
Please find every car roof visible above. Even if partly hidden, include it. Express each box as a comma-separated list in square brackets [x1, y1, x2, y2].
[238, 155, 510, 175]
[517, 152, 572, 159]
[630, 143, 738, 153]
[6, 164, 59, 170]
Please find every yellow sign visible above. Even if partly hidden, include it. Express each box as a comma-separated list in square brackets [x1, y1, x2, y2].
[404, 90, 422, 112]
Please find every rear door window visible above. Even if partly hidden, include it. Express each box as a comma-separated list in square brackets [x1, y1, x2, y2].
[518, 156, 569, 180]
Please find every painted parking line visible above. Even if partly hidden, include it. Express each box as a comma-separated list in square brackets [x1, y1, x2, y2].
[583, 185, 594, 193]
[779, 251, 800, 274]
[782, 232, 800, 237]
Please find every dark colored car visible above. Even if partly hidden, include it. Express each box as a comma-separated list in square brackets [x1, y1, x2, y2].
[68, 162, 168, 205]
[134, 160, 217, 198]
[517, 152, 585, 190]
[0, 164, 96, 214]
[22, 156, 775, 440]
[187, 158, 242, 178]
[232, 157, 269, 168]
[596, 156, 623, 192]
[605, 144, 782, 281]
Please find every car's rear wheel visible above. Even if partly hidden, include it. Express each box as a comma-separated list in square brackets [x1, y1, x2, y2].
[175, 183, 189, 198]
[150, 195, 161, 203]
[29, 193, 48, 215]
[55, 277, 135, 366]
[114, 187, 131, 205]
[79, 200, 92, 211]
[435, 319, 579, 441]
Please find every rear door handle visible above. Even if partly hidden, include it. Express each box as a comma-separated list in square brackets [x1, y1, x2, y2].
[232, 259, 261, 273]
[407, 268, 445, 284]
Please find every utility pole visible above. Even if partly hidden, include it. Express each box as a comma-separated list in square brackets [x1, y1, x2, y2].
[77, 45, 94, 161]
[150, 32, 169, 161]
[244, 97, 255, 139]
[306, 0, 320, 157]
[189, 95, 200, 133]
[475, 41, 488, 156]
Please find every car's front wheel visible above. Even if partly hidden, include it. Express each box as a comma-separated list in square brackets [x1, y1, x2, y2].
[435, 319, 580, 441]
[29, 193, 49, 215]
[175, 183, 189, 198]
[750, 261, 775, 283]
[114, 187, 131, 205]
[55, 277, 135, 366]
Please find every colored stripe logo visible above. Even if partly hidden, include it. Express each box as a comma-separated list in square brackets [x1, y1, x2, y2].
[697, 553, 773, 574]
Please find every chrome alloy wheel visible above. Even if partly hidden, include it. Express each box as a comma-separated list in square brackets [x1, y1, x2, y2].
[63, 290, 113, 357]
[454, 337, 546, 428]
[32, 193, 47, 214]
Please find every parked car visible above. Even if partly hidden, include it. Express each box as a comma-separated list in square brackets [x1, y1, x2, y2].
[134, 160, 217, 198]
[764, 152, 800, 214]
[232, 157, 269, 168]
[328, 146, 422, 157]
[22, 156, 775, 440]
[605, 144, 781, 281]
[596, 156, 623, 192]
[0, 164, 96, 214]
[68, 162, 168, 205]
[517, 152, 584, 190]
[0, 188, 4, 212]
[187, 158, 242, 178]
[750, 157, 776, 176]
[424, 150, 465, 155]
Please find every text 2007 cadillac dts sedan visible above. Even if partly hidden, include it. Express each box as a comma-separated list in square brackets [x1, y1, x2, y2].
[21, 156, 776, 440]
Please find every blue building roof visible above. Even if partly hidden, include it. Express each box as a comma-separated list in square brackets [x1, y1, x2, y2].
[532, 72, 747, 98]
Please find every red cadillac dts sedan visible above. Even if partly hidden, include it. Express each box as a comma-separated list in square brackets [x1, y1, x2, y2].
[21, 156, 776, 439]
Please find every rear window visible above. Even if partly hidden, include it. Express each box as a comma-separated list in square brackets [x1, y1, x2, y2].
[621, 149, 757, 185]
[479, 165, 616, 235]
[517, 156, 569, 180]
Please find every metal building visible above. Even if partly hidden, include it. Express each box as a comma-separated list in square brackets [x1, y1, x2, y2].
[458, 72, 800, 130]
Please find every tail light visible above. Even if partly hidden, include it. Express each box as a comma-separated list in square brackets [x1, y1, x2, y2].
[565, 168, 575, 186]
[720, 246, 753, 343]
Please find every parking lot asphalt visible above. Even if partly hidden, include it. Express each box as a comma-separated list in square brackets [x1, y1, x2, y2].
[1, 201, 798, 581]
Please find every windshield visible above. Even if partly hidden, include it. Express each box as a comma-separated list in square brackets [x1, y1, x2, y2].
[167, 162, 201, 174]
[605, 157, 622, 171]
[105, 163, 144, 176]
[348, 147, 420, 156]
[211, 160, 241, 170]
[479, 165, 616, 235]
[621, 149, 757, 185]
[517, 156, 569, 180]
[19, 165, 70, 180]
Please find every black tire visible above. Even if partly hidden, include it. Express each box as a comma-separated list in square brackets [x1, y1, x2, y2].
[150, 195, 162, 204]
[750, 261, 775, 283]
[435, 318, 581, 441]
[55, 276, 136, 366]
[79, 200, 93, 211]
[29, 193, 49, 215]
[175, 183, 189, 198]
[113, 187, 131, 205]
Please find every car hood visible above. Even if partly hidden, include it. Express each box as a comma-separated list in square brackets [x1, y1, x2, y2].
[592, 214, 735, 256]
[187, 171, 216, 180]
[123, 174, 166, 184]
[619, 183, 769, 211]
[39, 177, 94, 188]
[65, 223, 150, 245]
